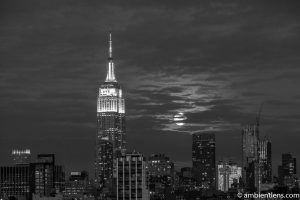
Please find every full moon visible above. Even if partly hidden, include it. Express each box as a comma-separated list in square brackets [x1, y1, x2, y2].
[173, 112, 187, 126]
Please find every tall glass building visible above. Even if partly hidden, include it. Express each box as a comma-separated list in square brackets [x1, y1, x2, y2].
[95, 34, 126, 187]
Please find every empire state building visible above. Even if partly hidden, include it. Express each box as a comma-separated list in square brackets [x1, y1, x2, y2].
[95, 34, 126, 187]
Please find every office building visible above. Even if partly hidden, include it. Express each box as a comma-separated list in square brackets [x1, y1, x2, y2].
[192, 133, 216, 189]
[116, 152, 149, 200]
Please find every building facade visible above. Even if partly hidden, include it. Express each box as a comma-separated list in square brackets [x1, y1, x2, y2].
[1, 154, 64, 200]
[278, 153, 297, 188]
[242, 124, 259, 192]
[30, 154, 56, 197]
[95, 34, 126, 188]
[147, 154, 174, 199]
[0, 165, 31, 200]
[12, 149, 31, 165]
[192, 133, 216, 189]
[258, 139, 272, 184]
[116, 152, 149, 200]
[217, 161, 242, 192]
[63, 171, 89, 199]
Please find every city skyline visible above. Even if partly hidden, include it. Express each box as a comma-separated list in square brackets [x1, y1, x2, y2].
[1, 0, 300, 178]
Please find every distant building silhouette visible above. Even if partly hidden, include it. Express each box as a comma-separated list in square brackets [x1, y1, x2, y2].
[278, 153, 297, 188]
[192, 133, 216, 190]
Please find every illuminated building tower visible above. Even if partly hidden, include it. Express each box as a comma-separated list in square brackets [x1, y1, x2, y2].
[242, 124, 259, 192]
[258, 139, 272, 184]
[95, 34, 126, 187]
[217, 161, 242, 192]
[192, 133, 216, 189]
[12, 149, 31, 165]
[147, 154, 174, 199]
[116, 152, 149, 200]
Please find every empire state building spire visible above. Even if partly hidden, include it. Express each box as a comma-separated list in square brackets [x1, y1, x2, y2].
[105, 33, 116, 82]
[96, 34, 126, 187]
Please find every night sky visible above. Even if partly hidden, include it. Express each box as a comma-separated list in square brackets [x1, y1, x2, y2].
[1, 0, 300, 177]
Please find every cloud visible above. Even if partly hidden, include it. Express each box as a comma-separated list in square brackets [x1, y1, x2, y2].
[1, 0, 300, 175]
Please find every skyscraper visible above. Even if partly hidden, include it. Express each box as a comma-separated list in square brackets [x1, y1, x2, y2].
[192, 133, 216, 189]
[95, 34, 126, 187]
[258, 139, 272, 184]
[242, 124, 259, 192]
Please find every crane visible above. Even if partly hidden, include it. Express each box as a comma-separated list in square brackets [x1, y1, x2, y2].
[256, 102, 264, 127]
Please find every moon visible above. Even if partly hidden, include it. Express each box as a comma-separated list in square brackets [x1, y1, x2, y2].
[173, 112, 187, 126]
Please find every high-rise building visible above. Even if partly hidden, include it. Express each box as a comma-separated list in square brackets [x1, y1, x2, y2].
[217, 161, 242, 192]
[95, 34, 126, 188]
[147, 154, 174, 199]
[12, 149, 31, 165]
[242, 124, 259, 192]
[192, 133, 216, 189]
[258, 139, 272, 184]
[278, 153, 297, 188]
[242, 121, 273, 192]
[116, 152, 149, 200]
